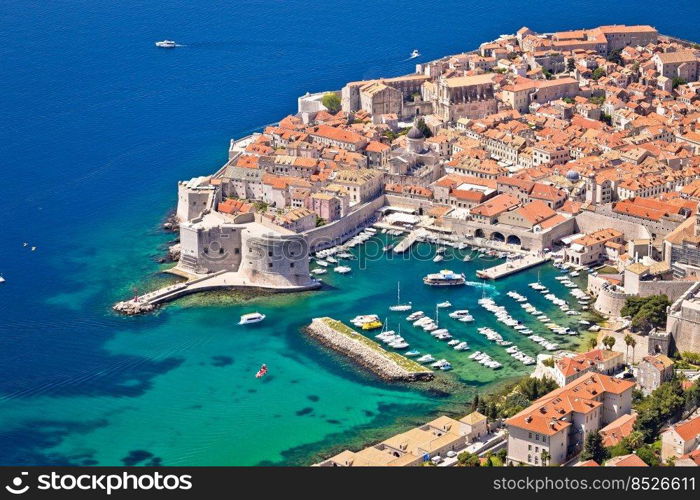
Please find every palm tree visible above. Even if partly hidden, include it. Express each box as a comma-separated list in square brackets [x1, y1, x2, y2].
[588, 336, 597, 351]
[540, 449, 551, 467]
[624, 334, 633, 363]
[629, 337, 637, 364]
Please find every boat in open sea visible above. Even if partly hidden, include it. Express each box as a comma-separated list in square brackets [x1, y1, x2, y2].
[155, 40, 177, 48]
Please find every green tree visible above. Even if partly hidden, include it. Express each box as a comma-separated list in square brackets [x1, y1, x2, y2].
[622, 295, 670, 334]
[634, 379, 685, 442]
[624, 333, 634, 359]
[415, 118, 433, 138]
[588, 336, 598, 351]
[581, 432, 609, 463]
[672, 77, 687, 89]
[471, 394, 480, 412]
[607, 49, 623, 65]
[540, 449, 551, 466]
[591, 67, 606, 80]
[602, 335, 616, 351]
[589, 95, 605, 106]
[457, 451, 481, 467]
[567, 57, 576, 72]
[636, 443, 661, 466]
[321, 93, 341, 113]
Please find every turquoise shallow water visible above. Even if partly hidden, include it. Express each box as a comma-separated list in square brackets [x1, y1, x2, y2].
[2, 0, 696, 466]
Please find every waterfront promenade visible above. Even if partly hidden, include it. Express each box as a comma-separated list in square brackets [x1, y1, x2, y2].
[476, 254, 549, 280]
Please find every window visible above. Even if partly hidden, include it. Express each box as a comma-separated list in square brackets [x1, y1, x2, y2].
[290, 263, 294, 268]
[268, 263, 273, 268]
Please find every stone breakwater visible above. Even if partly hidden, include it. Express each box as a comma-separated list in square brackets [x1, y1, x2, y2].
[305, 317, 433, 382]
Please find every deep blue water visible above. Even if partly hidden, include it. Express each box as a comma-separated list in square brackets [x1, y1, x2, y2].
[1, 0, 698, 465]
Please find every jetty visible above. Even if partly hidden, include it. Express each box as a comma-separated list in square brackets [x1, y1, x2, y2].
[393, 228, 427, 254]
[305, 317, 433, 381]
[113, 270, 320, 315]
[476, 254, 549, 280]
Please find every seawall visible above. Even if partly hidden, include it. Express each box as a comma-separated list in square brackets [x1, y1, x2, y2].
[305, 317, 434, 382]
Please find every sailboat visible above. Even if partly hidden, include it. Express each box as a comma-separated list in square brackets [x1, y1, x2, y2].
[389, 282, 412, 311]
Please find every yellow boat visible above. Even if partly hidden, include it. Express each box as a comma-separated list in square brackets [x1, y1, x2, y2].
[362, 320, 383, 330]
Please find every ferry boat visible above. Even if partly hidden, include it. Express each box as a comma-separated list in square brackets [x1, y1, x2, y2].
[155, 40, 177, 48]
[423, 269, 466, 286]
[239, 312, 266, 325]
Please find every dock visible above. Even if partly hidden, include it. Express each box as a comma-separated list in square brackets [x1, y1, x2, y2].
[476, 254, 549, 280]
[392, 228, 427, 254]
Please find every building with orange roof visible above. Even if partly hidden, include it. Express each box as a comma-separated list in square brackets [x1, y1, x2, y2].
[637, 354, 674, 395]
[506, 372, 635, 466]
[564, 228, 624, 266]
[605, 453, 648, 467]
[470, 193, 520, 223]
[599, 413, 637, 447]
[308, 124, 368, 152]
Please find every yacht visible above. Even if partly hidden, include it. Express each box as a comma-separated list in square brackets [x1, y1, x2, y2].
[437, 301, 452, 309]
[334, 265, 352, 274]
[155, 40, 177, 48]
[454, 341, 469, 351]
[406, 311, 424, 321]
[417, 354, 435, 363]
[311, 268, 327, 275]
[423, 269, 466, 286]
[238, 312, 266, 325]
[389, 282, 412, 311]
[405, 350, 420, 357]
[430, 359, 452, 370]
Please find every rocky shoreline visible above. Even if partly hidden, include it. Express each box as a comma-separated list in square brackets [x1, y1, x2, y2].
[305, 317, 434, 382]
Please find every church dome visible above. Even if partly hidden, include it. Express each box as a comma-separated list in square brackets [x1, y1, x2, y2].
[565, 170, 580, 181]
[406, 124, 425, 140]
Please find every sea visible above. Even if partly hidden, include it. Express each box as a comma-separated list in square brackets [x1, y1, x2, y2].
[1, 0, 698, 466]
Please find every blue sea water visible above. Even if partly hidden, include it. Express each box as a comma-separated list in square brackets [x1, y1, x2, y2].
[1, 0, 698, 465]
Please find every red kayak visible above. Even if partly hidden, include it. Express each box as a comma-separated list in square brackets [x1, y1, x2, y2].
[255, 364, 268, 378]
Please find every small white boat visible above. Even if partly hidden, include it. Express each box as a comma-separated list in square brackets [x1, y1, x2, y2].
[315, 260, 328, 267]
[417, 354, 435, 363]
[410, 49, 420, 59]
[155, 40, 177, 48]
[405, 350, 420, 357]
[311, 268, 327, 275]
[454, 342, 469, 351]
[389, 282, 412, 312]
[238, 312, 265, 325]
[334, 266, 352, 274]
[433, 255, 444, 263]
[0, 276, 5, 283]
[437, 301, 452, 309]
[463, 255, 472, 262]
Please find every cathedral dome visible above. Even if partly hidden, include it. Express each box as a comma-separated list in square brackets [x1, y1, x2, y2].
[406, 124, 425, 140]
[566, 170, 580, 181]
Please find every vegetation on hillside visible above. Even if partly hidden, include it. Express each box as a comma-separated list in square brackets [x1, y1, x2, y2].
[471, 376, 557, 419]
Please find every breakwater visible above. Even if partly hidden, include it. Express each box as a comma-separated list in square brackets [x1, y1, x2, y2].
[305, 317, 434, 382]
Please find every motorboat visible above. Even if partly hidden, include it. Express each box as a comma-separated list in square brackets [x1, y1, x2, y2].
[437, 301, 452, 309]
[432, 254, 444, 263]
[430, 359, 451, 370]
[454, 342, 469, 351]
[311, 268, 327, 275]
[334, 265, 352, 274]
[406, 311, 424, 321]
[417, 354, 435, 363]
[155, 40, 177, 48]
[405, 350, 420, 357]
[239, 312, 266, 325]
[463, 255, 472, 262]
[410, 49, 420, 59]
[449, 310, 470, 319]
